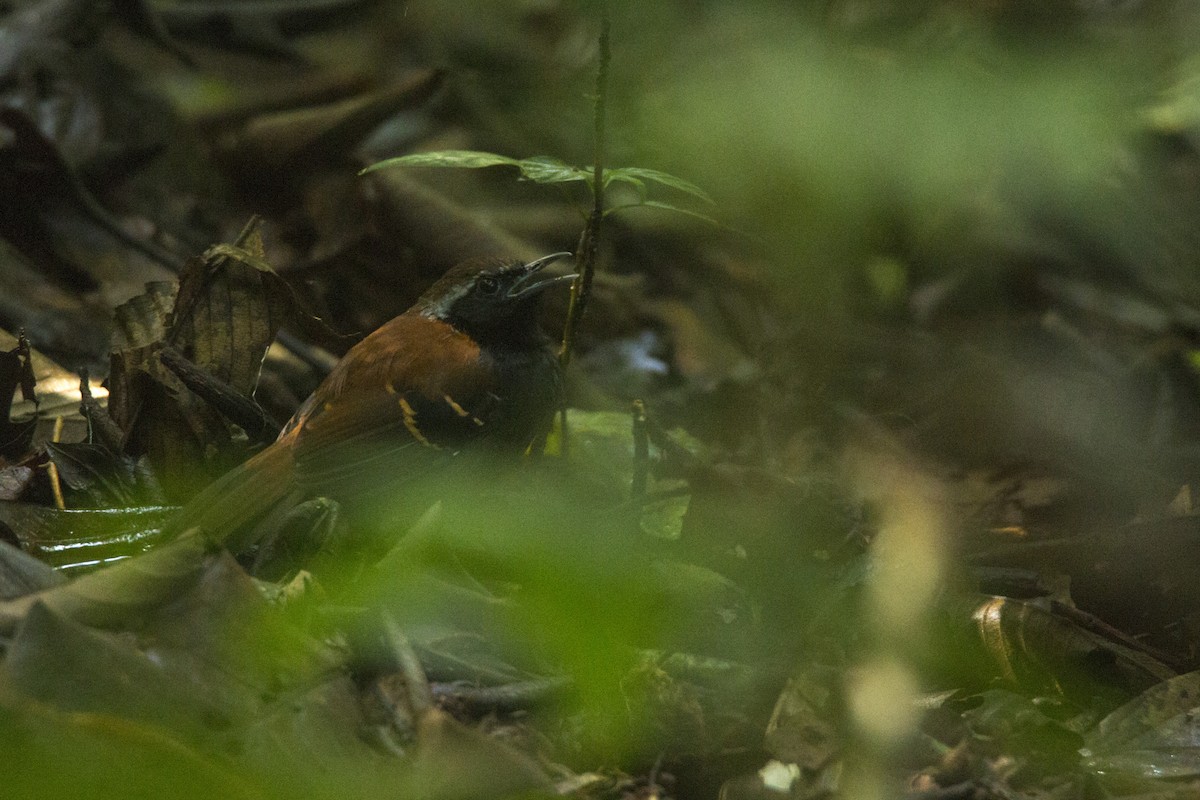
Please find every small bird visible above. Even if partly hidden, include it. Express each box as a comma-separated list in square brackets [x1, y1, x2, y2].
[175, 252, 576, 557]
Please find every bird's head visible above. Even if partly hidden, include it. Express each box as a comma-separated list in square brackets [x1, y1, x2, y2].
[416, 252, 576, 346]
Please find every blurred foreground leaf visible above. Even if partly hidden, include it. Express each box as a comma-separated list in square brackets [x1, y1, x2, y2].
[0, 699, 265, 800]
[0, 529, 209, 634]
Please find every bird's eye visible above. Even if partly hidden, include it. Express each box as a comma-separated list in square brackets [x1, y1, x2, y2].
[477, 275, 500, 295]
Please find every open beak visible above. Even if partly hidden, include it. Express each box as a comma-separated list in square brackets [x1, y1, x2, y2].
[508, 252, 577, 300]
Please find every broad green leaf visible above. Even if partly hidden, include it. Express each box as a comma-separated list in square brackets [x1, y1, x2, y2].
[607, 200, 723, 228]
[359, 150, 519, 175]
[360, 153, 715, 205]
[607, 167, 715, 204]
[512, 155, 592, 185]
[360, 150, 593, 187]
[602, 172, 648, 197]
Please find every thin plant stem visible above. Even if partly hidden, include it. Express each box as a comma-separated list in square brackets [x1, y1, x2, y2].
[553, 3, 610, 459]
[559, 4, 609, 370]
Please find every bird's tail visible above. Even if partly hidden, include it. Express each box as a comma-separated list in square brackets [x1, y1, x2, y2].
[170, 441, 296, 553]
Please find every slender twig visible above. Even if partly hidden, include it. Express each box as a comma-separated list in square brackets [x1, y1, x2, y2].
[430, 675, 572, 715]
[79, 369, 125, 452]
[47, 416, 65, 510]
[159, 344, 282, 443]
[15, 332, 36, 406]
[554, 4, 610, 460]
[558, 4, 610, 370]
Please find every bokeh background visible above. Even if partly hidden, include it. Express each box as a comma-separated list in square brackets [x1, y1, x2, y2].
[2, 2, 1200, 799]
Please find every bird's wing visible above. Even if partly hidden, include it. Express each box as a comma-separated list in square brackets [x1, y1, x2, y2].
[285, 315, 498, 493]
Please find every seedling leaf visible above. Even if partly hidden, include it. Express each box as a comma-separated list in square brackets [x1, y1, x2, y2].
[359, 150, 520, 175]
[608, 167, 714, 204]
[606, 200, 723, 228]
[514, 156, 592, 185]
